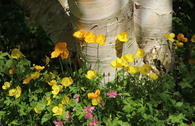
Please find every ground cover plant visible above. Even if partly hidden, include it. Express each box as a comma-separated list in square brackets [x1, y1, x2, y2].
[0, 0, 195, 126]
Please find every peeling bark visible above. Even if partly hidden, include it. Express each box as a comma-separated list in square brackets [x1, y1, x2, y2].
[134, 0, 174, 73]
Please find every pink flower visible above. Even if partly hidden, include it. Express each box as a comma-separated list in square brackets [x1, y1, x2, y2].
[107, 91, 117, 98]
[84, 106, 95, 113]
[85, 112, 93, 119]
[101, 101, 105, 107]
[89, 119, 100, 126]
[73, 94, 80, 103]
[53, 120, 63, 126]
[66, 111, 72, 121]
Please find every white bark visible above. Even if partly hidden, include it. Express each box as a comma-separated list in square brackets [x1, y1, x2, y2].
[69, 0, 139, 82]
[134, 0, 173, 72]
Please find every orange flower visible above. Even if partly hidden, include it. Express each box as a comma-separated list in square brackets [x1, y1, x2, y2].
[177, 33, 184, 41]
[51, 42, 69, 59]
[182, 37, 188, 43]
[87, 89, 101, 105]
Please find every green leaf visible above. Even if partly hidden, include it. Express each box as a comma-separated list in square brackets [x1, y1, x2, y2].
[41, 113, 51, 124]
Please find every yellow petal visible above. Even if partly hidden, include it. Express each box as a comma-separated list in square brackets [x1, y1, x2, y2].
[135, 48, 145, 58]
[51, 50, 61, 59]
[149, 73, 158, 80]
[96, 34, 106, 45]
[117, 32, 129, 42]
[92, 97, 101, 106]
[111, 58, 123, 68]
[85, 70, 97, 80]
[11, 48, 25, 59]
[121, 54, 134, 63]
[61, 77, 73, 87]
[84, 32, 96, 43]
[73, 31, 86, 39]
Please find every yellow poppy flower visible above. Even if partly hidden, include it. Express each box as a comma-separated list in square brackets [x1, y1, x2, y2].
[127, 65, 138, 74]
[73, 31, 86, 39]
[48, 80, 57, 86]
[2, 82, 11, 90]
[164, 33, 175, 42]
[139, 64, 151, 74]
[11, 48, 25, 59]
[149, 73, 158, 80]
[51, 85, 61, 97]
[135, 48, 145, 58]
[96, 34, 106, 45]
[61, 96, 70, 105]
[30, 72, 40, 79]
[117, 32, 129, 42]
[121, 54, 135, 63]
[61, 77, 73, 87]
[60, 49, 69, 59]
[8, 89, 16, 96]
[8, 86, 21, 98]
[111, 58, 124, 68]
[51, 42, 69, 59]
[84, 32, 96, 43]
[23, 76, 32, 84]
[15, 86, 22, 98]
[88, 89, 101, 106]
[52, 106, 63, 116]
[51, 49, 61, 59]
[176, 42, 184, 47]
[92, 97, 101, 106]
[85, 70, 97, 80]
[34, 106, 42, 114]
[45, 96, 51, 106]
[34, 65, 45, 71]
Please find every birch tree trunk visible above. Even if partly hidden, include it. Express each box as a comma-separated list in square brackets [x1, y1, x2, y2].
[134, 0, 173, 73]
[15, 0, 173, 81]
[68, 0, 139, 82]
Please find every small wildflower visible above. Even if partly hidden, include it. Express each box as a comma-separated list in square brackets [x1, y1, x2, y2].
[53, 120, 63, 126]
[73, 31, 86, 39]
[52, 105, 63, 116]
[11, 48, 25, 59]
[139, 64, 151, 74]
[34, 106, 41, 114]
[107, 91, 117, 98]
[85, 70, 97, 80]
[88, 90, 101, 106]
[48, 80, 57, 86]
[121, 54, 134, 63]
[2, 82, 11, 90]
[61, 96, 70, 105]
[164, 33, 175, 42]
[127, 65, 138, 74]
[111, 58, 123, 68]
[117, 32, 129, 42]
[149, 73, 158, 80]
[135, 48, 145, 58]
[89, 119, 100, 126]
[96, 34, 106, 45]
[84, 32, 96, 43]
[61, 77, 73, 87]
[34, 65, 45, 71]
